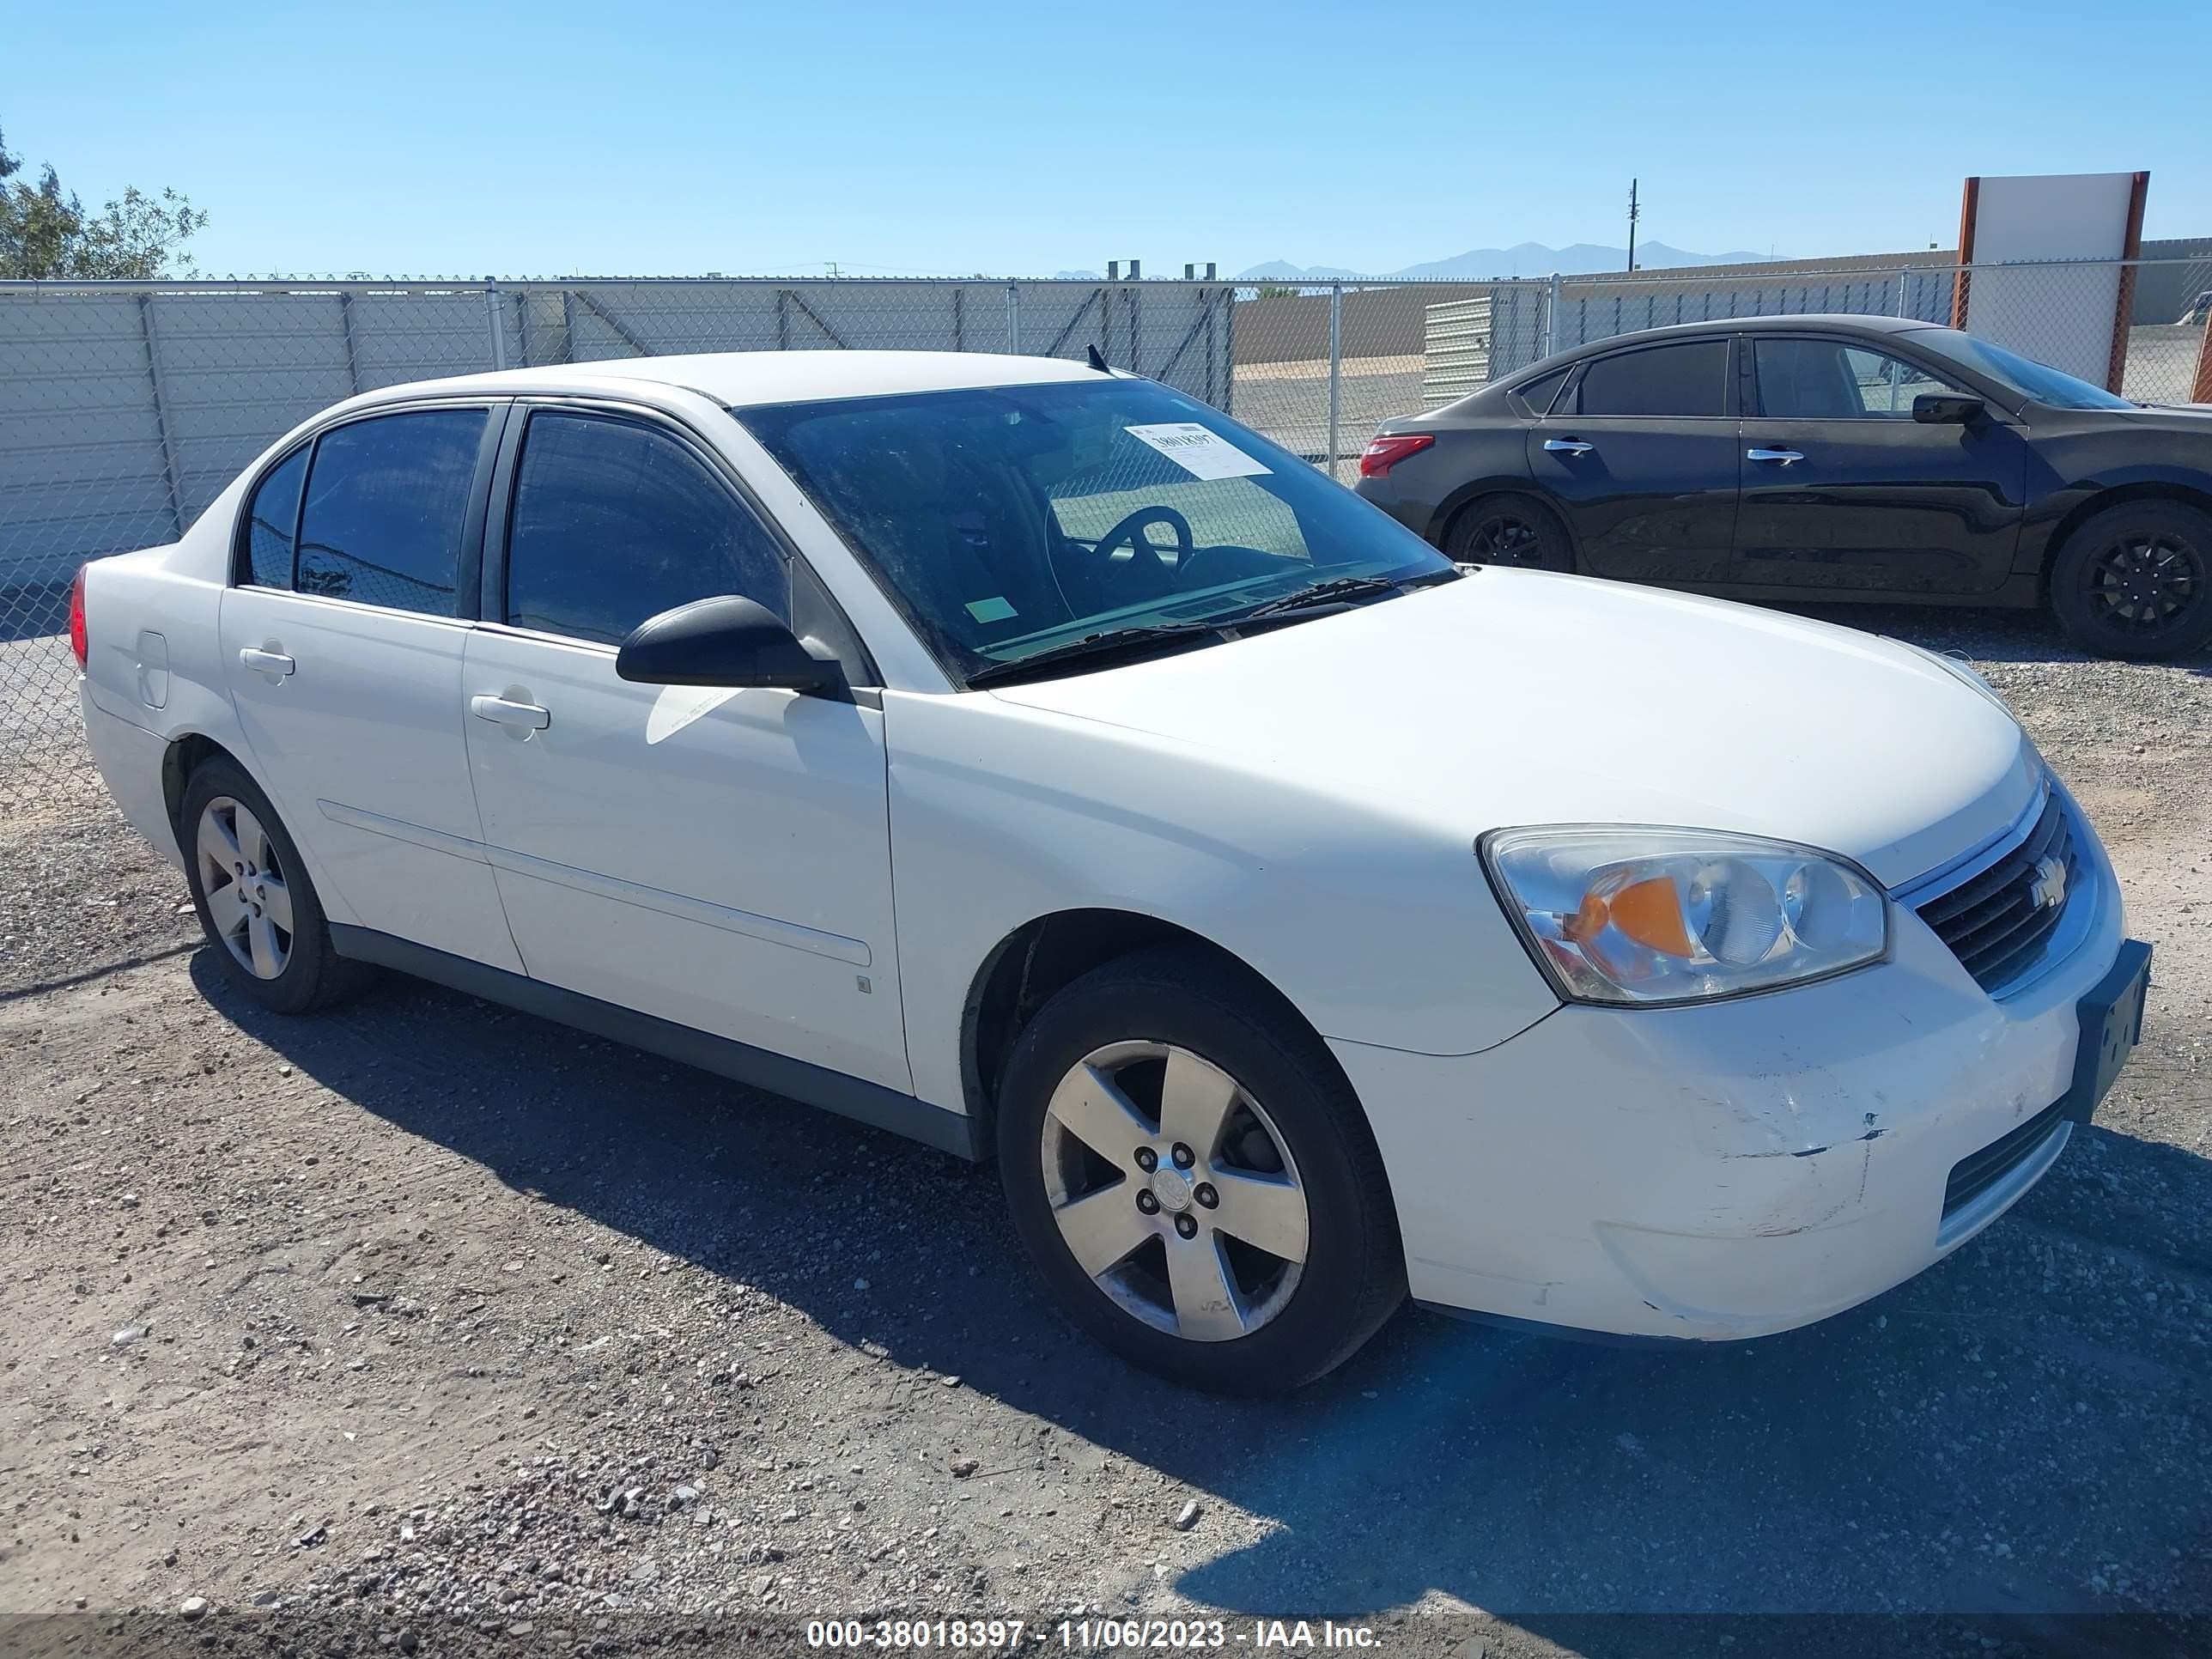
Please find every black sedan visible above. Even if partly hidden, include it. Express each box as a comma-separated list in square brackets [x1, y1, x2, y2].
[1353, 315, 2212, 659]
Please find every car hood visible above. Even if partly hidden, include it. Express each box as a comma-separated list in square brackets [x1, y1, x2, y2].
[2125, 403, 2212, 426]
[986, 570, 2039, 888]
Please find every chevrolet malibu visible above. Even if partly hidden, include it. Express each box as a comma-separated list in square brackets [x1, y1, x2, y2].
[72, 351, 2151, 1393]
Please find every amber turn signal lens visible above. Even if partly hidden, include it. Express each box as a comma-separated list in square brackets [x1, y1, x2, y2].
[1565, 875, 1696, 957]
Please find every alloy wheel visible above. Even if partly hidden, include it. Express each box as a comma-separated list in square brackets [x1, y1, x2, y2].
[1038, 1040, 1308, 1342]
[2088, 532, 2203, 636]
[1464, 513, 1545, 567]
[195, 796, 295, 980]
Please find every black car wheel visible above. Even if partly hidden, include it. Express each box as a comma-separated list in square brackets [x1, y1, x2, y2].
[2050, 501, 2212, 661]
[1445, 493, 1575, 573]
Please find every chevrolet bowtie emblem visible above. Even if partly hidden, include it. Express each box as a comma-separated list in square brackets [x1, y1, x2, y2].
[2029, 854, 2068, 911]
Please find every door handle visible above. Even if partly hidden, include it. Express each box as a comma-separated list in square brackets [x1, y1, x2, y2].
[237, 646, 295, 678]
[470, 694, 550, 731]
[1747, 447, 1805, 465]
[1542, 439, 1595, 456]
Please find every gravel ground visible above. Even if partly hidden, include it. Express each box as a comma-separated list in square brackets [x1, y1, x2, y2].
[1, 603, 2207, 1658]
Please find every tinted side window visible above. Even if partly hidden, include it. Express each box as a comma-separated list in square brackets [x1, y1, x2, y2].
[241, 447, 307, 588]
[1754, 338, 1960, 419]
[295, 409, 487, 616]
[1568, 341, 1729, 417]
[503, 412, 787, 647]
[1515, 368, 1570, 415]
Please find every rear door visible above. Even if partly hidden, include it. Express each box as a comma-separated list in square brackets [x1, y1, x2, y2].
[219, 403, 521, 970]
[460, 404, 909, 1091]
[1733, 334, 2029, 594]
[1527, 337, 1741, 584]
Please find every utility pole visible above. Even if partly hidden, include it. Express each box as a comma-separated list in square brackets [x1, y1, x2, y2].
[1626, 179, 1639, 272]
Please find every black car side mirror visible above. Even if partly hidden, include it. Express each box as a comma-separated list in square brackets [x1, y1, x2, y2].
[616, 595, 841, 692]
[1913, 392, 1985, 426]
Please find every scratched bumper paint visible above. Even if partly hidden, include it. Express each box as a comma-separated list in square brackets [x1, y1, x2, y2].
[1331, 811, 2128, 1341]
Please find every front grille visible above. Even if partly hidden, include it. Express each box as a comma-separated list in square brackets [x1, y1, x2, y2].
[1916, 795, 2076, 993]
[1943, 1102, 2066, 1217]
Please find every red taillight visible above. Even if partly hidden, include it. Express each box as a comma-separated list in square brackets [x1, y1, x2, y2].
[1358, 433, 1436, 478]
[68, 564, 89, 670]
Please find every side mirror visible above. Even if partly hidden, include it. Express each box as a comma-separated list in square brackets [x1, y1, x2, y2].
[1912, 392, 1985, 425]
[615, 595, 840, 692]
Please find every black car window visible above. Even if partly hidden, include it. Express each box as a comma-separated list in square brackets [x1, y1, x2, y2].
[503, 411, 787, 647]
[1755, 338, 1960, 419]
[1515, 368, 1571, 415]
[240, 446, 308, 589]
[295, 410, 487, 616]
[1565, 341, 1729, 417]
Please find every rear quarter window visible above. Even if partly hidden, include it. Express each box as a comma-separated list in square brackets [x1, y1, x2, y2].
[240, 447, 309, 588]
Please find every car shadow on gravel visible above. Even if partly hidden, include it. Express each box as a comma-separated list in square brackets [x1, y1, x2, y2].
[190, 950, 2212, 1634]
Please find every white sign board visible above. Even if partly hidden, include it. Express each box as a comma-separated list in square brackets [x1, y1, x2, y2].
[1958, 172, 2145, 391]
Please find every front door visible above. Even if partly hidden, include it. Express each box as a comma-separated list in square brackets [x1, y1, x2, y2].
[1733, 334, 2029, 594]
[1527, 336, 1741, 585]
[460, 405, 910, 1091]
[220, 403, 520, 970]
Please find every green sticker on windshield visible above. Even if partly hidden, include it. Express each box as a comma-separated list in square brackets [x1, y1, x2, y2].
[966, 596, 1018, 623]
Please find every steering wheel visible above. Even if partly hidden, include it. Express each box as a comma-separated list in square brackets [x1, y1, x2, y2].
[1089, 506, 1194, 573]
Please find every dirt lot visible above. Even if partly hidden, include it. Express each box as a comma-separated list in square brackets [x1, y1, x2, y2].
[2, 605, 2209, 1658]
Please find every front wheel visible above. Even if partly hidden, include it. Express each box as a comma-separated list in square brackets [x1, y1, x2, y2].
[996, 949, 1405, 1394]
[2048, 501, 2212, 660]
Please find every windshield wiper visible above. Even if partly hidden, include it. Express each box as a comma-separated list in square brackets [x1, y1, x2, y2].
[964, 621, 1231, 687]
[1237, 568, 1460, 623]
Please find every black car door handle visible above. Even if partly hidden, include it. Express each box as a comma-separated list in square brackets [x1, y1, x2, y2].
[1542, 439, 1595, 456]
[1747, 447, 1805, 465]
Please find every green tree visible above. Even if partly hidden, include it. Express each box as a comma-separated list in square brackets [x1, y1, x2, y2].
[0, 123, 209, 279]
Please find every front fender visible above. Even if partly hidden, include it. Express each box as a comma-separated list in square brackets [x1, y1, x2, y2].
[2017, 445, 2212, 573]
[881, 690, 1560, 1115]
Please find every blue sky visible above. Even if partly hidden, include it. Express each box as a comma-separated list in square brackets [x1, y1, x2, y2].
[6, 0, 2209, 278]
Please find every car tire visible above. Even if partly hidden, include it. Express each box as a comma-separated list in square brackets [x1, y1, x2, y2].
[1444, 492, 1575, 572]
[995, 947, 1405, 1395]
[2048, 500, 2212, 661]
[179, 756, 362, 1015]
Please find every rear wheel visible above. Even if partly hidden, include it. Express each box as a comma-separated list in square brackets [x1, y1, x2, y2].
[1444, 491, 1575, 572]
[996, 948, 1404, 1394]
[2048, 501, 2212, 660]
[180, 757, 361, 1014]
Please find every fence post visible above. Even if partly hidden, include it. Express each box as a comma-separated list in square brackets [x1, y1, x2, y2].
[1896, 268, 1912, 319]
[1006, 282, 1021, 355]
[1543, 271, 1563, 359]
[1326, 283, 1343, 480]
[484, 285, 510, 370]
[338, 291, 363, 393]
[137, 293, 185, 540]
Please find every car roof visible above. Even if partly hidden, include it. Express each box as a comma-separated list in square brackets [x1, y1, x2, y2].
[1539, 313, 1937, 359]
[356, 349, 1104, 410]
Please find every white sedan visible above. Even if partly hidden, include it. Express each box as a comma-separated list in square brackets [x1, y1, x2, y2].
[72, 350, 2150, 1393]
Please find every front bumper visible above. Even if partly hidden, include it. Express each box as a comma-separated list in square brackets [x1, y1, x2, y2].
[1335, 800, 2135, 1342]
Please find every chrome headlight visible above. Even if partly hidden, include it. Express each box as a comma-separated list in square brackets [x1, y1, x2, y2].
[1482, 828, 1890, 1006]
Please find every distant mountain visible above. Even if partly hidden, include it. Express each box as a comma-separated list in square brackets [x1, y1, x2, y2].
[1236, 242, 1777, 283]
[1236, 259, 1368, 283]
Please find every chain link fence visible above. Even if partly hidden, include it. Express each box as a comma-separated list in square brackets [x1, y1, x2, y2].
[5, 258, 2209, 818]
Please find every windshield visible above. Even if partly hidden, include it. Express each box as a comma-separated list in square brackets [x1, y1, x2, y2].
[736, 378, 1451, 682]
[1914, 329, 2136, 410]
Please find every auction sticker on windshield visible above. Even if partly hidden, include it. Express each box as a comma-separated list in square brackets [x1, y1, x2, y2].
[1125, 423, 1272, 481]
